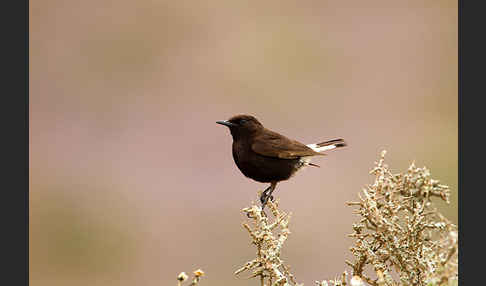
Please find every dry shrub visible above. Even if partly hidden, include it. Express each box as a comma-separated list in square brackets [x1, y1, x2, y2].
[178, 151, 458, 286]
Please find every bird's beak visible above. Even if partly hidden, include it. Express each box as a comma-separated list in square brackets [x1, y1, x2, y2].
[216, 120, 237, 127]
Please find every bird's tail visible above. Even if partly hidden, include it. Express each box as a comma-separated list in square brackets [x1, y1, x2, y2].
[306, 138, 347, 153]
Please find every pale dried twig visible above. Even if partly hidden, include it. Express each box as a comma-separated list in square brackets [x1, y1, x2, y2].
[235, 198, 301, 286]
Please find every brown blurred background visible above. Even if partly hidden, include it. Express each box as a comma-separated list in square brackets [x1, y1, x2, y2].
[30, 1, 457, 285]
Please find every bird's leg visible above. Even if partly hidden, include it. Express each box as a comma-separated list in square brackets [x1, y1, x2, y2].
[260, 185, 272, 205]
[260, 182, 277, 211]
[260, 185, 274, 204]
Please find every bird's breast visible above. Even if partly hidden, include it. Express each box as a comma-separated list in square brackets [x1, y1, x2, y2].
[231, 140, 302, 183]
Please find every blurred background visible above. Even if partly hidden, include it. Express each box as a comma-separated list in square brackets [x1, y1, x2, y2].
[30, 0, 457, 285]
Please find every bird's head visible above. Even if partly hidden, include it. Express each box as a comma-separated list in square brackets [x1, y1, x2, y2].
[216, 114, 263, 139]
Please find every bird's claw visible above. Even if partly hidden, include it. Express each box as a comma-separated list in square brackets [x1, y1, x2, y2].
[260, 194, 266, 205]
[260, 189, 274, 204]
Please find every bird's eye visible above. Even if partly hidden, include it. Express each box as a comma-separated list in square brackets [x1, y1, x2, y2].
[239, 119, 247, 124]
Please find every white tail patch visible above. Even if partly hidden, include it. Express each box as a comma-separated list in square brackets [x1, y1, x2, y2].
[306, 143, 339, 152]
[297, 139, 346, 171]
[306, 138, 347, 153]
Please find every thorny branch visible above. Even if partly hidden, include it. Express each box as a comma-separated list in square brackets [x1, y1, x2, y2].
[235, 198, 301, 286]
[178, 151, 458, 286]
[344, 151, 458, 286]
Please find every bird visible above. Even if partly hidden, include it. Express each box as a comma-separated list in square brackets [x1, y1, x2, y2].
[216, 114, 346, 210]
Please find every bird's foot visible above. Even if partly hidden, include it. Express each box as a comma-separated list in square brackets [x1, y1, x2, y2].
[260, 183, 277, 213]
[259, 190, 275, 205]
[259, 192, 266, 205]
[260, 195, 273, 212]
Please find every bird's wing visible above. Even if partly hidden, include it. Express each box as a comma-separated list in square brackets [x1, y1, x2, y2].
[251, 129, 324, 159]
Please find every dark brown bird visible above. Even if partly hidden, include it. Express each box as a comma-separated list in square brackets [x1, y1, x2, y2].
[216, 114, 346, 210]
